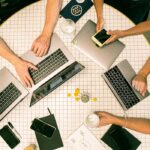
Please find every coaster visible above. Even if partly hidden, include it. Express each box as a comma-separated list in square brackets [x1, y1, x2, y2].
[60, 0, 93, 23]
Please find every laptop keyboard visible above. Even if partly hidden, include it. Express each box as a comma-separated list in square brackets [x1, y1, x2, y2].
[104, 66, 140, 109]
[0, 83, 21, 114]
[29, 49, 68, 84]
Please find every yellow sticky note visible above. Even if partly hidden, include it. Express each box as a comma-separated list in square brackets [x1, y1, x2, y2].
[67, 93, 72, 97]
[75, 88, 80, 94]
[75, 97, 80, 102]
[92, 97, 97, 102]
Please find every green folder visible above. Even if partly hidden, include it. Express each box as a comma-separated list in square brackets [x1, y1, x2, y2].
[35, 114, 63, 150]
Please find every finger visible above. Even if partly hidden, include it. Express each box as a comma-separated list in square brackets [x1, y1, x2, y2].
[23, 76, 30, 87]
[141, 86, 147, 96]
[107, 30, 112, 35]
[28, 63, 38, 70]
[32, 44, 39, 54]
[132, 80, 136, 88]
[104, 36, 115, 45]
[24, 75, 32, 88]
[43, 47, 49, 56]
[38, 47, 46, 57]
[36, 46, 44, 57]
[20, 76, 27, 87]
[31, 41, 36, 51]
[26, 72, 34, 86]
[95, 111, 106, 116]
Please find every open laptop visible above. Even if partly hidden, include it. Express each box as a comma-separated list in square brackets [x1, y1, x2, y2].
[21, 33, 84, 106]
[72, 20, 125, 70]
[0, 67, 28, 120]
[102, 59, 149, 110]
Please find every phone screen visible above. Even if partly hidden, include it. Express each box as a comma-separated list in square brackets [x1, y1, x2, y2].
[110, 129, 130, 150]
[94, 29, 111, 44]
[30, 118, 55, 138]
[0, 125, 20, 148]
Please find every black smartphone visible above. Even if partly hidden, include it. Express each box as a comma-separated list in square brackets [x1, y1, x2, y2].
[0, 125, 20, 149]
[30, 118, 56, 138]
[110, 129, 131, 150]
[92, 29, 111, 47]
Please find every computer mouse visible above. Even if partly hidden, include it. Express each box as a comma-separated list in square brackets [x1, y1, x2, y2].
[86, 113, 100, 128]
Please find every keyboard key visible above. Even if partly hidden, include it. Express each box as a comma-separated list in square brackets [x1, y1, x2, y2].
[104, 66, 140, 109]
[29, 49, 68, 84]
[0, 83, 21, 114]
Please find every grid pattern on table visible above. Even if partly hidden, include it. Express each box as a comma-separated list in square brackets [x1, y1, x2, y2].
[0, 0, 150, 150]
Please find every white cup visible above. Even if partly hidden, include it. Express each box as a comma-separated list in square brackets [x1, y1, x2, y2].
[85, 113, 100, 128]
[60, 19, 76, 36]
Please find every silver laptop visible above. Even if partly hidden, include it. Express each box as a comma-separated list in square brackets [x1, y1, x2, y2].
[102, 59, 149, 110]
[72, 20, 125, 70]
[21, 33, 76, 93]
[0, 67, 28, 120]
[21, 33, 84, 106]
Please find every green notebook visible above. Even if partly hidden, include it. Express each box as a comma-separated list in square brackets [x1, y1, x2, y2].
[101, 125, 141, 150]
[35, 114, 63, 150]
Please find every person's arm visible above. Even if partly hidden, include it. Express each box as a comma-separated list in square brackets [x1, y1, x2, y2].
[96, 111, 150, 134]
[105, 21, 150, 44]
[132, 57, 150, 96]
[93, 0, 104, 32]
[32, 0, 62, 57]
[0, 37, 37, 87]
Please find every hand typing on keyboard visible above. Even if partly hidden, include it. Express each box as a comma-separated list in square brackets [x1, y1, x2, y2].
[14, 58, 38, 88]
[31, 34, 51, 57]
[132, 74, 147, 96]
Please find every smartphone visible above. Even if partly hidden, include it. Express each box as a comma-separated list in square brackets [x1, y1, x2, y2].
[110, 129, 131, 150]
[0, 125, 20, 149]
[30, 118, 56, 138]
[91, 29, 111, 47]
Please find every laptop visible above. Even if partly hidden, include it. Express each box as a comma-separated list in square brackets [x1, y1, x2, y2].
[72, 20, 125, 69]
[0, 67, 28, 120]
[21, 33, 84, 106]
[102, 59, 149, 110]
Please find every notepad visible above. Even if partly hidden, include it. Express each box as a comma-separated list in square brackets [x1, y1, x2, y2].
[68, 124, 106, 150]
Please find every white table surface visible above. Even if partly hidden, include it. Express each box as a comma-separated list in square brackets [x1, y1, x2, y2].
[0, 0, 150, 150]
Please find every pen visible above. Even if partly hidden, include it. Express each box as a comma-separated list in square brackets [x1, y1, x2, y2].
[47, 107, 51, 115]
[8, 122, 22, 139]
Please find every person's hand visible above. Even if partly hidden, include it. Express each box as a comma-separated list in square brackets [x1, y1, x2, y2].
[104, 30, 125, 45]
[14, 59, 38, 87]
[132, 74, 147, 96]
[31, 34, 51, 57]
[96, 17, 104, 32]
[95, 111, 117, 127]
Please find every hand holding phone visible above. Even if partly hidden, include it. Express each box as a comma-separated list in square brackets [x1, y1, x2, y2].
[91, 29, 111, 47]
[30, 118, 56, 138]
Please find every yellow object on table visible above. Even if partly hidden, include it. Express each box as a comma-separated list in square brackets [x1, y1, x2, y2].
[24, 144, 36, 150]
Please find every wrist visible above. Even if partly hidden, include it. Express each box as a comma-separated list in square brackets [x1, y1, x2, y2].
[10, 55, 22, 66]
[113, 116, 125, 127]
[97, 15, 103, 21]
[42, 24, 53, 38]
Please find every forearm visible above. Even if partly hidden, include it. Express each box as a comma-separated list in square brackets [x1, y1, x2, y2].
[93, 0, 103, 19]
[123, 21, 150, 37]
[114, 116, 150, 134]
[138, 57, 150, 78]
[0, 38, 21, 65]
[42, 0, 62, 37]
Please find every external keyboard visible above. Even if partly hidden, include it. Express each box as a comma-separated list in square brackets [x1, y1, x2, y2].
[0, 83, 21, 114]
[29, 49, 68, 84]
[104, 66, 140, 109]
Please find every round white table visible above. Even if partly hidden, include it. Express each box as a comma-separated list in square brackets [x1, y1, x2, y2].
[0, 0, 150, 150]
